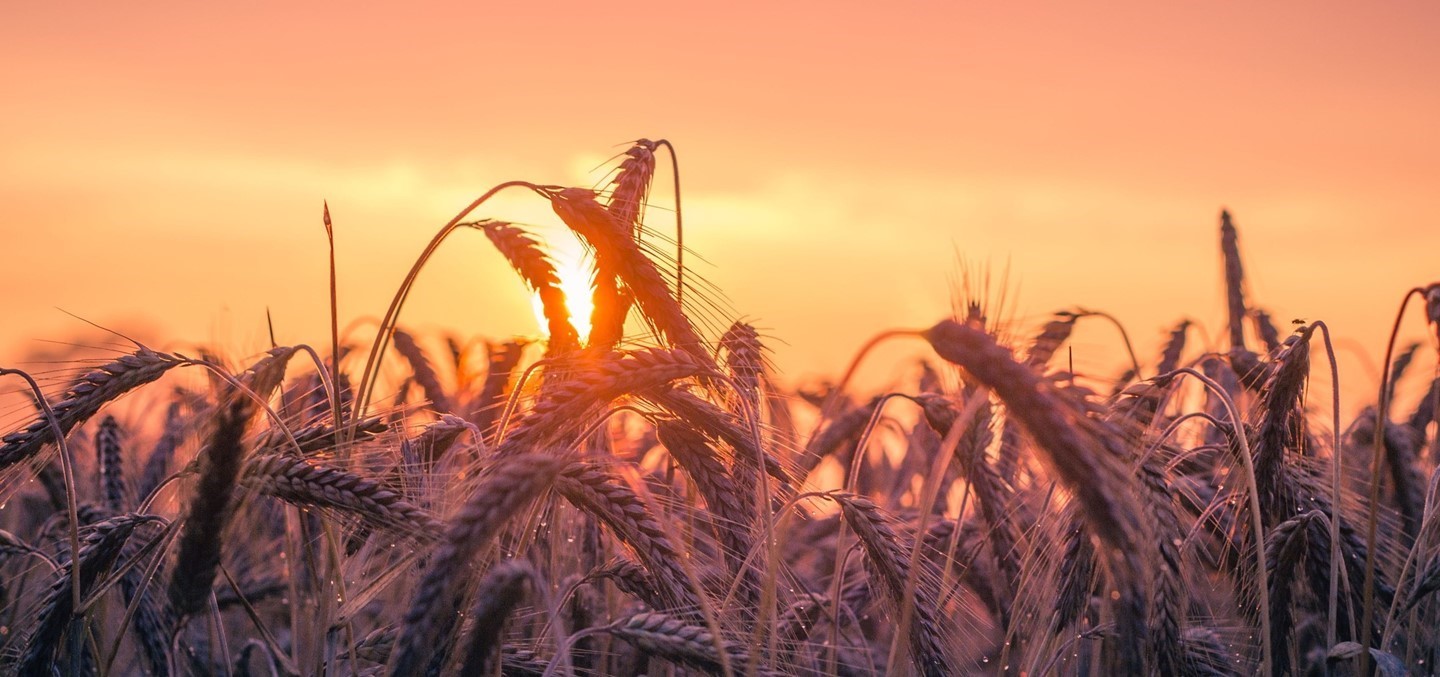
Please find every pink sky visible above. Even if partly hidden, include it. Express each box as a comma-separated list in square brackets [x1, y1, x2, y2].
[3, 2, 1438, 409]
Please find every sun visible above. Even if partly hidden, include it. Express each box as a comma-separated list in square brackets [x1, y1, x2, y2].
[531, 248, 595, 343]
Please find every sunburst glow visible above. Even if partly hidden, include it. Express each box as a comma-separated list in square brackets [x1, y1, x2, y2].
[531, 244, 595, 343]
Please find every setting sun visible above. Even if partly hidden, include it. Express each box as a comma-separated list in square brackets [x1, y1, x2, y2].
[530, 241, 596, 343]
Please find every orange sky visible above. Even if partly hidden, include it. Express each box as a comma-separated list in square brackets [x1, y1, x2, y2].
[3, 2, 1439, 411]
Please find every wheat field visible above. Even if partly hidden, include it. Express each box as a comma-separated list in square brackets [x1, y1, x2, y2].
[1, 139, 1438, 676]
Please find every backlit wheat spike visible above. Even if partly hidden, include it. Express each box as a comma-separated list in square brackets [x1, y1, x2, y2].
[1027, 310, 1079, 367]
[605, 611, 775, 676]
[831, 492, 952, 676]
[95, 415, 130, 513]
[590, 139, 657, 348]
[19, 514, 159, 673]
[1220, 210, 1249, 352]
[554, 460, 702, 613]
[477, 220, 581, 352]
[924, 318, 1151, 675]
[549, 187, 714, 370]
[719, 321, 764, 416]
[456, 560, 536, 675]
[241, 453, 443, 536]
[390, 454, 562, 677]
[1, 349, 187, 471]
[391, 328, 453, 414]
[167, 393, 254, 620]
[138, 401, 184, 502]
[497, 347, 713, 458]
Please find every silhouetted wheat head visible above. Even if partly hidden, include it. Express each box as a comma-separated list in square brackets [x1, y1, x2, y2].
[0, 142, 1436, 676]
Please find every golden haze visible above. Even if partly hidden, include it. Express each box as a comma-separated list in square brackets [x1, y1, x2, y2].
[2, 2, 1438, 408]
